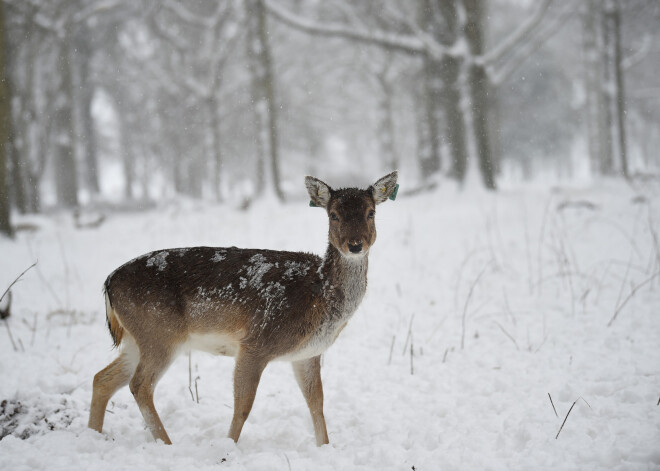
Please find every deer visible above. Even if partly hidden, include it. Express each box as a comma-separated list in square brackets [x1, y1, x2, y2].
[88, 171, 398, 446]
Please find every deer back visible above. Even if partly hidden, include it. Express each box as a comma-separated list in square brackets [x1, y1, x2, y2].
[105, 247, 331, 359]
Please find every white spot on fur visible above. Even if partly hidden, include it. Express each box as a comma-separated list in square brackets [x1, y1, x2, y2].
[146, 252, 168, 271]
[211, 250, 226, 263]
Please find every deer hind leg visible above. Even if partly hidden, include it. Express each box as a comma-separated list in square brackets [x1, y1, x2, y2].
[129, 346, 176, 444]
[292, 355, 329, 446]
[227, 348, 268, 443]
[89, 336, 139, 434]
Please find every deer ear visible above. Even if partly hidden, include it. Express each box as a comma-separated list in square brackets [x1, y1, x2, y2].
[305, 176, 332, 208]
[370, 171, 398, 204]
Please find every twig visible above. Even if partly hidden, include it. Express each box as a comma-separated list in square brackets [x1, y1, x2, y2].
[548, 393, 558, 417]
[409, 334, 414, 375]
[454, 248, 489, 313]
[461, 262, 491, 350]
[27, 240, 63, 307]
[494, 321, 520, 351]
[607, 271, 660, 327]
[536, 195, 553, 295]
[522, 203, 534, 295]
[30, 313, 37, 347]
[613, 250, 634, 319]
[555, 397, 591, 439]
[401, 313, 415, 355]
[194, 376, 200, 404]
[3, 319, 18, 352]
[387, 335, 395, 365]
[647, 207, 660, 289]
[502, 289, 516, 326]
[442, 348, 449, 363]
[0, 262, 37, 304]
[188, 351, 194, 401]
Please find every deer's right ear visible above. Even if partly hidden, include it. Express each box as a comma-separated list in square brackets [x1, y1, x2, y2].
[305, 176, 332, 208]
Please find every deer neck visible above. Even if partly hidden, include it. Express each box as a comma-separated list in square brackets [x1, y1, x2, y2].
[319, 244, 369, 318]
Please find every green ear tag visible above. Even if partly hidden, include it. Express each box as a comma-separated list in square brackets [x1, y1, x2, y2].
[389, 184, 399, 201]
[309, 200, 319, 207]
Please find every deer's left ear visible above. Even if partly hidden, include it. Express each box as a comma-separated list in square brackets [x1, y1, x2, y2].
[370, 171, 399, 204]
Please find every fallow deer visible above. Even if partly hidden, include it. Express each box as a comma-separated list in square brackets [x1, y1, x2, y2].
[88, 172, 398, 446]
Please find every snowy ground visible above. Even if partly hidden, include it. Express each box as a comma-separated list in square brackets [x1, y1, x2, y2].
[1, 179, 659, 470]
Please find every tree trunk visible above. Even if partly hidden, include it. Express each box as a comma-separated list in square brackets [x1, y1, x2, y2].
[119, 111, 135, 199]
[431, 0, 469, 183]
[416, 1, 442, 177]
[581, 0, 604, 176]
[598, 2, 616, 175]
[464, 0, 496, 190]
[440, 54, 468, 182]
[74, 30, 100, 195]
[376, 68, 399, 171]
[53, 40, 79, 208]
[246, 0, 284, 202]
[206, 96, 224, 202]
[0, 3, 12, 236]
[606, 0, 628, 178]
[419, 54, 443, 177]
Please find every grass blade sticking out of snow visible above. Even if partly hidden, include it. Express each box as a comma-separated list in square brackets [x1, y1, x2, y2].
[0, 262, 37, 304]
[555, 397, 591, 439]
[646, 206, 660, 281]
[548, 393, 558, 417]
[461, 261, 491, 350]
[188, 351, 194, 402]
[536, 195, 553, 296]
[401, 313, 414, 355]
[410, 333, 414, 375]
[494, 321, 520, 351]
[3, 316, 19, 352]
[387, 335, 395, 365]
[607, 271, 660, 327]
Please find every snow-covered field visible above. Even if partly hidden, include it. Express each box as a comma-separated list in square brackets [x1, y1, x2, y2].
[1, 179, 659, 470]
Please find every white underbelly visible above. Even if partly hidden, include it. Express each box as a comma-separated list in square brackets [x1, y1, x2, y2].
[184, 332, 240, 357]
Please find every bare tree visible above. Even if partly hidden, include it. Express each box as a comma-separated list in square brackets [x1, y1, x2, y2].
[604, 0, 629, 178]
[0, 2, 12, 236]
[265, 0, 556, 190]
[581, 0, 629, 178]
[464, 0, 495, 189]
[246, 0, 285, 201]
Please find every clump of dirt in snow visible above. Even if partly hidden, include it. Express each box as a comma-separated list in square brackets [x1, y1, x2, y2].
[0, 397, 77, 440]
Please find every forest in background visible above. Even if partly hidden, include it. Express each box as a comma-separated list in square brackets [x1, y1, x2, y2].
[0, 0, 659, 236]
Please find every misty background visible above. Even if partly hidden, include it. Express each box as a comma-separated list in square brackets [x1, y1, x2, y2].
[0, 0, 659, 235]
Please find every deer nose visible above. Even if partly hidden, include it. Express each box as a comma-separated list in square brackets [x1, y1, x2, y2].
[348, 242, 363, 254]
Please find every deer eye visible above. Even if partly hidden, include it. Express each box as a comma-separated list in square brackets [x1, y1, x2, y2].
[330, 212, 339, 221]
[367, 210, 375, 219]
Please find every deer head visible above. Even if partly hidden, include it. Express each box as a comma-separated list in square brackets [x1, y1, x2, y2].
[306, 171, 398, 258]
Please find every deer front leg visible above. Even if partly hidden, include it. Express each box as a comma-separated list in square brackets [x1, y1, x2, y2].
[292, 355, 329, 446]
[228, 348, 268, 443]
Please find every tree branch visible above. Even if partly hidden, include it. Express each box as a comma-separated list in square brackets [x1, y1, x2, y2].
[480, 0, 554, 67]
[264, 0, 427, 56]
[490, 1, 576, 85]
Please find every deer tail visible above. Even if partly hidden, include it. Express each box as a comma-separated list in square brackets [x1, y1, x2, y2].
[104, 278, 124, 348]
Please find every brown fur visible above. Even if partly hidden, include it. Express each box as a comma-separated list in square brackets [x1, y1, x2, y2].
[104, 290, 123, 347]
[88, 172, 398, 446]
